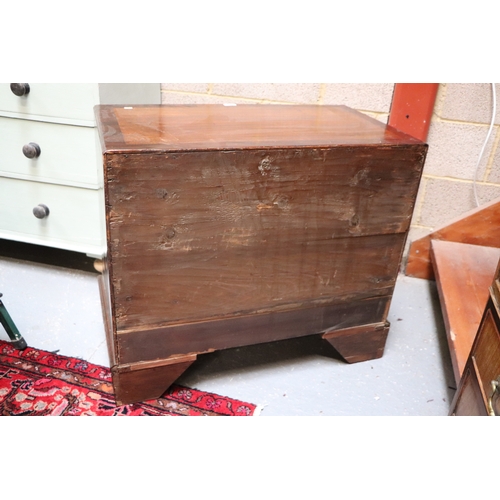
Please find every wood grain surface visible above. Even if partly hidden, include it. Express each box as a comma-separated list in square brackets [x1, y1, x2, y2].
[406, 197, 500, 280]
[431, 240, 500, 383]
[104, 145, 423, 331]
[95, 104, 427, 402]
[96, 104, 423, 152]
[116, 295, 391, 364]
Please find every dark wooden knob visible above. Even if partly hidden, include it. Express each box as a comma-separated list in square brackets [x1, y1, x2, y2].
[33, 204, 50, 219]
[22, 142, 41, 159]
[10, 83, 30, 96]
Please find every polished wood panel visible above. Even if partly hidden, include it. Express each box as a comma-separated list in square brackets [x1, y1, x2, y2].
[491, 258, 500, 307]
[406, 197, 500, 280]
[431, 240, 500, 383]
[388, 84, 439, 142]
[97, 104, 424, 152]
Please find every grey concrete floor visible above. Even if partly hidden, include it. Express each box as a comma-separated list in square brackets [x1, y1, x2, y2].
[0, 249, 456, 416]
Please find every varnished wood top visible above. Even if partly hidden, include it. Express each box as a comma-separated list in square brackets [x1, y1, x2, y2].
[431, 240, 500, 384]
[95, 104, 424, 153]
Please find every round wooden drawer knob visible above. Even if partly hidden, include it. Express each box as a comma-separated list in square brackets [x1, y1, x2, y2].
[94, 259, 104, 273]
[10, 83, 30, 96]
[33, 204, 50, 219]
[22, 142, 41, 159]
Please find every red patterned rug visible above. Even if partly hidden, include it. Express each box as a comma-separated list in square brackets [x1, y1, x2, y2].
[0, 340, 259, 416]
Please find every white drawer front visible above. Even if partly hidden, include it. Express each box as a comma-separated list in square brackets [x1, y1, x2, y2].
[0, 178, 104, 254]
[0, 83, 99, 123]
[0, 117, 99, 187]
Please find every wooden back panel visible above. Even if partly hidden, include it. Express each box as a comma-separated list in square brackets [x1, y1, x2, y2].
[97, 105, 427, 332]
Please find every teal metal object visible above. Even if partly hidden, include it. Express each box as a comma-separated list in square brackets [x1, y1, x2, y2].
[0, 293, 27, 350]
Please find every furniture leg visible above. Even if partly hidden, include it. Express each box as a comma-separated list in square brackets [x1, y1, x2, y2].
[0, 293, 27, 350]
[322, 321, 390, 363]
[111, 354, 197, 406]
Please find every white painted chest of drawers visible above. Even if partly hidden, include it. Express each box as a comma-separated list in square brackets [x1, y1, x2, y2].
[0, 83, 160, 257]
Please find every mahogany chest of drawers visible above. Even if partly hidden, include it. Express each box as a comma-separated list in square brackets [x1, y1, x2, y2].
[450, 258, 500, 416]
[95, 104, 427, 405]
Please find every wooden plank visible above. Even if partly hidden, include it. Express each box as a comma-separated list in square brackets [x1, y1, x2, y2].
[322, 321, 390, 363]
[430, 240, 500, 384]
[450, 363, 489, 416]
[473, 308, 500, 398]
[105, 146, 424, 331]
[388, 83, 439, 142]
[96, 104, 425, 153]
[406, 197, 500, 280]
[116, 295, 391, 364]
[111, 355, 196, 406]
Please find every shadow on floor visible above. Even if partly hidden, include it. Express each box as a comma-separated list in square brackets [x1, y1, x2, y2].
[0, 239, 98, 274]
[181, 332, 345, 380]
[426, 278, 458, 396]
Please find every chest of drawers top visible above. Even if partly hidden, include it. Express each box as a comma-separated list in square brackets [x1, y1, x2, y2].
[96, 103, 423, 152]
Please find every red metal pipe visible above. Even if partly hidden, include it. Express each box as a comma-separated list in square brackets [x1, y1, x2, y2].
[388, 83, 439, 142]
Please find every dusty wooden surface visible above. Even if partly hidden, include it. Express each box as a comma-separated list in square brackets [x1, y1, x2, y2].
[104, 147, 424, 331]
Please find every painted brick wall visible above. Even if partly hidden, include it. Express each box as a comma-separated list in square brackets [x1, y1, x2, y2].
[161, 83, 500, 255]
[409, 83, 500, 245]
[161, 83, 394, 117]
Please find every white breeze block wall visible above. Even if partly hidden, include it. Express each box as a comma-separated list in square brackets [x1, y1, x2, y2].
[408, 83, 500, 245]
